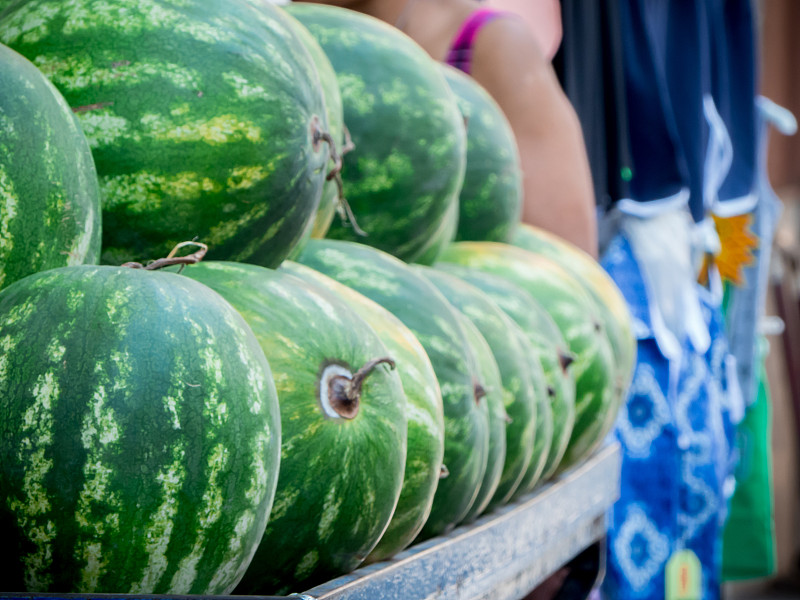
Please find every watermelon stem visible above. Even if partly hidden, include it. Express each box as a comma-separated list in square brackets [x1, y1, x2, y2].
[473, 380, 487, 405]
[316, 129, 367, 238]
[121, 241, 207, 272]
[348, 356, 396, 394]
[321, 357, 396, 419]
[341, 124, 356, 156]
[558, 352, 575, 372]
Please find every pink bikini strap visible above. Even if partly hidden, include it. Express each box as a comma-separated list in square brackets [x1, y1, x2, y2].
[445, 8, 506, 75]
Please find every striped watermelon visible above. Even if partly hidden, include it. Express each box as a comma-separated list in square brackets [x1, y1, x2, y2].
[413, 196, 459, 266]
[181, 261, 407, 594]
[439, 242, 616, 469]
[511, 224, 635, 389]
[435, 265, 568, 488]
[280, 260, 445, 562]
[420, 267, 536, 506]
[0, 43, 101, 291]
[0, 0, 330, 267]
[456, 316, 507, 522]
[440, 64, 522, 243]
[0, 265, 280, 593]
[295, 239, 489, 539]
[279, 9, 345, 242]
[286, 4, 467, 263]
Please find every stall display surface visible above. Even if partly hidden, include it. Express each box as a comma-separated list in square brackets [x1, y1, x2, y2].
[1, 442, 620, 600]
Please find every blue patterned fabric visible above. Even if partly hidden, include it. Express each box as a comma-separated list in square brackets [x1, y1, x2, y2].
[600, 234, 739, 600]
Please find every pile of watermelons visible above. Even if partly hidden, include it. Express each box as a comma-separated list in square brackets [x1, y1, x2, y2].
[0, 0, 636, 594]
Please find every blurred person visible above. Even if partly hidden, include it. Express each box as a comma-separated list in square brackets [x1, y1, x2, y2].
[297, 0, 599, 257]
[486, 0, 561, 60]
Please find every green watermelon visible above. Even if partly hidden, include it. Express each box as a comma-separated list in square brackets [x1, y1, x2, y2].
[0, 0, 330, 267]
[0, 265, 280, 593]
[435, 265, 567, 489]
[278, 8, 345, 242]
[280, 260, 445, 562]
[420, 267, 536, 506]
[412, 195, 460, 266]
[0, 43, 101, 291]
[296, 239, 489, 539]
[181, 261, 407, 594]
[286, 4, 467, 263]
[511, 224, 635, 387]
[440, 64, 522, 243]
[439, 242, 616, 469]
[456, 316, 507, 522]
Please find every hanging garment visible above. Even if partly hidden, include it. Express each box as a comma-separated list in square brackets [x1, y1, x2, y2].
[719, 98, 796, 581]
[600, 234, 740, 600]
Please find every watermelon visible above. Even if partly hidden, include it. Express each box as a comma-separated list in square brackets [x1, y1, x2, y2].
[511, 224, 636, 390]
[0, 0, 330, 267]
[286, 4, 467, 263]
[412, 196, 459, 266]
[280, 260, 445, 562]
[420, 267, 536, 506]
[279, 8, 345, 242]
[296, 239, 489, 539]
[181, 261, 407, 594]
[435, 265, 567, 488]
[438, 242, 616, 469]
[0, 265, 280, 593]
[456, 317, 507, 522]
[0, 43, 101, 291]
[440, 64, 522, 243]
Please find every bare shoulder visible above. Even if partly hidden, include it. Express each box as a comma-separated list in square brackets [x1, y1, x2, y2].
[470, 14, 552, 109]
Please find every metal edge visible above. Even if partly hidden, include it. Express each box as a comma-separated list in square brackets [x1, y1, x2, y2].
[303, 442, 621, 600]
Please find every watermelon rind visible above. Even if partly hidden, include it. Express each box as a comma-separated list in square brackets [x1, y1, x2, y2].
[287, 4, 467, 263]
[0, 0, 330, 268]
[296, 239, 489, 539]
[434, 264, 571, 487]
[455, 316, 507, 523]
[281, 260, 445, 562]
[511, 223, 636, 411]
[0, 265, 280, 594]
[181, 261, 407, 594]
[438, 242, 616, 470]
[0, 43, 101, 291]
[440, 64, 522, 244]
[420, 267, 536, 506]
[278, 8, 345, 242]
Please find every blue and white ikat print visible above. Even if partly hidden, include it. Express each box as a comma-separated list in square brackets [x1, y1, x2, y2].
[616, 364, 670, 460]
[612, 504, 671, 593]
[600, 234, 739, 600]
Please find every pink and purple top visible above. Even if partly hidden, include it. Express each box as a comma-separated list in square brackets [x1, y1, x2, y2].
[444, 8, 506, 75]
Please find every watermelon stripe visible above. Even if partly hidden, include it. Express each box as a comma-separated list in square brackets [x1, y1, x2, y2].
[74, 384, 122, 590]
[131, 441, 186, 592]
[10, 370, 59, 590]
